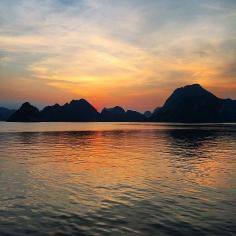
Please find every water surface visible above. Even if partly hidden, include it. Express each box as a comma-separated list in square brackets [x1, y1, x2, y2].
[0, 122, 236, 235]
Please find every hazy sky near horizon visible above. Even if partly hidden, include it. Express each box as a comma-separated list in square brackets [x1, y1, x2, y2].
[0, 0, 236, 111]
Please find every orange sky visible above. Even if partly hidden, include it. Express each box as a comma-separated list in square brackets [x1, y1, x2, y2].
[0, 0, 235, 112]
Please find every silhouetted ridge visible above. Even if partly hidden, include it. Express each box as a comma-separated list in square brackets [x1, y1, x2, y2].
[101, 106, 125, 121]
[41, 103, 63, 122]
[125, 110, 145, 122]
[0, 107, 16, 121]
[6, 84, 236, 122]
[151, 84, 236, 122]
[41, 99, 99, 122]
[8, 102, 40, 122]
[144, 111, 152, 118]
[105, 106, 125, 115]
[219, 99, 236, 121]
[164, 84, 217, 107]
[101, 106, 145, 121]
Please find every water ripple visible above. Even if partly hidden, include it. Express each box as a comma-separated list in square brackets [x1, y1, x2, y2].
[0, 123, 236, 235]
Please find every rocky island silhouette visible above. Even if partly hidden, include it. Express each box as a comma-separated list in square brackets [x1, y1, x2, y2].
[4, 84, 236, 123]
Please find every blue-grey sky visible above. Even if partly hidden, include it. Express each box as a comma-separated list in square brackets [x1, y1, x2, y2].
[0, 0, 235, 111]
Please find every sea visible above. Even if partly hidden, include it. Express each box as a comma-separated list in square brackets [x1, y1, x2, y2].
[0, 122, 235, 236]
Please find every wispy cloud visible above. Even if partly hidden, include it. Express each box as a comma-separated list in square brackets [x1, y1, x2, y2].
[0, 0, 235, 111]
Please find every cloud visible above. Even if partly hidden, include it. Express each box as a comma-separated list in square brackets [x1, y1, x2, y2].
[0, 0, 235, 111]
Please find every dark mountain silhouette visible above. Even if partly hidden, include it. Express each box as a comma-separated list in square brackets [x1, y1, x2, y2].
[104, 106, 125, 115]
[151, 84, 236, 122]
[101, 106, 125, 121]
[218, 99, 236, 122]
[41, 99, 100, 122]
[41, 103, 62, 121]
[6, 84, 236, 123]
[153, 107, 160, 114]
[8, 99, 100, 122]
[144, 111, 152, 118]
[125, 110, 145, 122]
[101, 106, 145, 121]
[8, 102, 40, 122]
[0, 107, 16, 121]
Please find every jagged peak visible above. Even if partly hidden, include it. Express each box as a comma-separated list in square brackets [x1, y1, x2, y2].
[20, 102, 39, 111]
[183, 84, 202, 89]
[21, 102, 32, 107]
[102, 106, 125, 114]
[171, 83, 217, 98]
[54, 103, 60, 107]
[70, 99, 88, 104]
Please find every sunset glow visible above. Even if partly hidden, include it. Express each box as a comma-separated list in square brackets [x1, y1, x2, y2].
[0, 0, 235, 111]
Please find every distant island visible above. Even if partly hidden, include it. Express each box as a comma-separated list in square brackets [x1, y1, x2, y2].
[0, 107, 16, 121]
[2, 84, 236, 123]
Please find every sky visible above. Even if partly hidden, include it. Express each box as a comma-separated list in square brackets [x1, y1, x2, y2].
[0, 0, 236, 112]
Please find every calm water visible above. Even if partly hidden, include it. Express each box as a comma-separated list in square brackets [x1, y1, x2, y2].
[0, 122, 236, 236]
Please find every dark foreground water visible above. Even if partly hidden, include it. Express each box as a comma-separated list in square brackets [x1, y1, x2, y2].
[0, 122, 236, 236]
